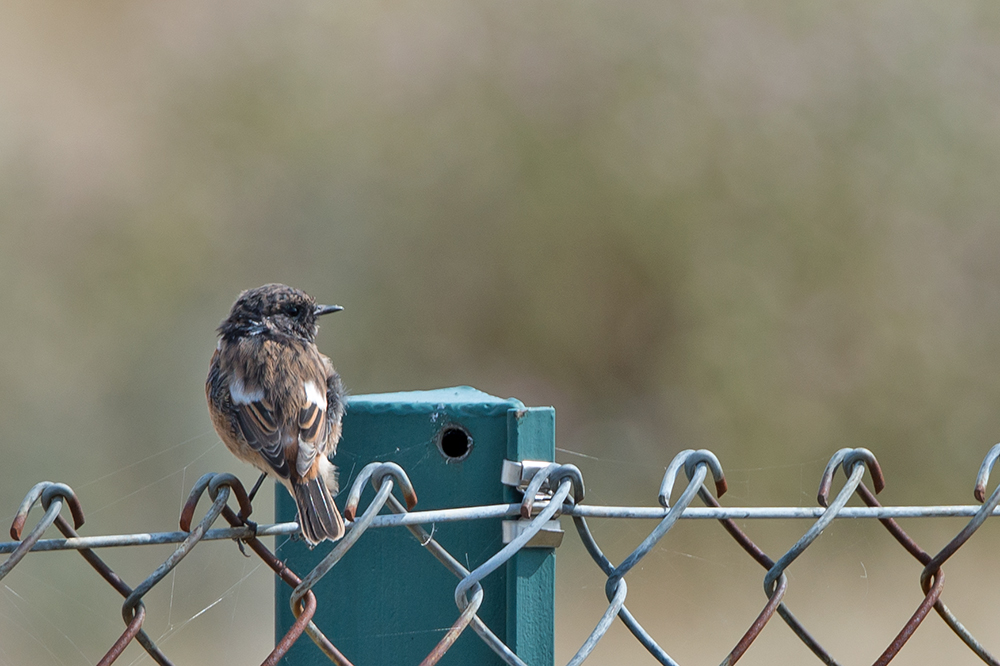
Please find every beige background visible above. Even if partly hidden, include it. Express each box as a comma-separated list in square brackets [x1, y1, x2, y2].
[1, 2, 999, 664]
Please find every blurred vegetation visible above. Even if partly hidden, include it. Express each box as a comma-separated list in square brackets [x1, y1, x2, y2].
[2, 1, 1000, 664]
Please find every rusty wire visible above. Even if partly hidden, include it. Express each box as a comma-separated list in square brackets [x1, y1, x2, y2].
[2, 444, 1000, 665]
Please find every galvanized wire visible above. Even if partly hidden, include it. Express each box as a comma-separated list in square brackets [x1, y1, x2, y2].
[8, 505, 1000, 557]
[3, 444, 1000, 665]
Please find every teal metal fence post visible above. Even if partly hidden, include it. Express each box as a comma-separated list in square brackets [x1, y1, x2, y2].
[505, 406, 556, 665]
[274, 387, 556, 665]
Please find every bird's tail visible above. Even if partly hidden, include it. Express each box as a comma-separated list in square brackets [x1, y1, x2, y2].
[293, 476, 345, 545]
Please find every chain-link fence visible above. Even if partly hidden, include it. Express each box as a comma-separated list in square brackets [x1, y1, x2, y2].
[3, 444, 1000, 666]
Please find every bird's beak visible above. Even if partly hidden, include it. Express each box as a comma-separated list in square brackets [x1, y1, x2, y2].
[314, 304, 344, 316]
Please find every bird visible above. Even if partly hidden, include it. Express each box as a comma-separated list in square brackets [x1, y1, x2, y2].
[206, 283, 346, 545]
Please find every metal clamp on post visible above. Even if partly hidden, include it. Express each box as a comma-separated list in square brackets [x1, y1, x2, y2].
[501, 460, 565, 548]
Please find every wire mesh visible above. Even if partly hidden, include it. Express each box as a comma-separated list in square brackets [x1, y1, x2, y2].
[2, 444, 1000, 665]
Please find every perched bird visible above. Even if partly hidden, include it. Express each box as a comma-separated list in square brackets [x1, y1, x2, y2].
[207, 284, 346, 545]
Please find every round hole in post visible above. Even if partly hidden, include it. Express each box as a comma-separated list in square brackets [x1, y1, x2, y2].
[436, 424, 473, 462]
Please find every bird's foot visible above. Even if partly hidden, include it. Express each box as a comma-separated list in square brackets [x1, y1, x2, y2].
[235, 519, 258, 558]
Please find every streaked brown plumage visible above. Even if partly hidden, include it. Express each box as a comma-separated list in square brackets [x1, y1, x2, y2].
[207, 284, 346, 544]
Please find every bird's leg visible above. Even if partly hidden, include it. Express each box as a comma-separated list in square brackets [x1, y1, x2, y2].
[247, 472, 267, 504]
[233, 472, 267, 557]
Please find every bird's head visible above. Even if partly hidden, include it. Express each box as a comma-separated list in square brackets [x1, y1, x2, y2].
[218, 283, 342, 342]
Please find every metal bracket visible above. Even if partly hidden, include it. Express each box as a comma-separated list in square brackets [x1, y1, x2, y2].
[501, 459, 553, 491]
[502, 519, 564, 548]
[501, 459, 564, 548]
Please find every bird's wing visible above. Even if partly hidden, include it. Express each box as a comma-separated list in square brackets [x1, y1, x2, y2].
[226, 341, 337, 483]
[293, 376, 329, 478]
[230, 376, 292, 478]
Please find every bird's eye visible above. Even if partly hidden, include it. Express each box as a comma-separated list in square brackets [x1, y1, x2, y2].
[286, 305, 301, 317]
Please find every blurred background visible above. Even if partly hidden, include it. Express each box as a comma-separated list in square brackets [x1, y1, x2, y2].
[2, 1, 1000, 664]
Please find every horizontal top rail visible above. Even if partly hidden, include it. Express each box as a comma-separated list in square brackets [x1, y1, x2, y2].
[4, 502, 999, 554]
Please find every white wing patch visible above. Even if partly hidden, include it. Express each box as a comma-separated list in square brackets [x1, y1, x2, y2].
[304, 381, 327, 412]
[296, 381, 328, 477]
[229, 377, 264, 405]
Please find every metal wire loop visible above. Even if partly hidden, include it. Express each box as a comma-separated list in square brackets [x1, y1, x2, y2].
[179, 472, 252, 532]
[818, 447, 885, 507]
[344, 461, 418, 521]
[520, 463, 584, 519]
[10, 481, 84, 541]
[659, 449, 727, 508]
[974, 442, 1000, 503]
